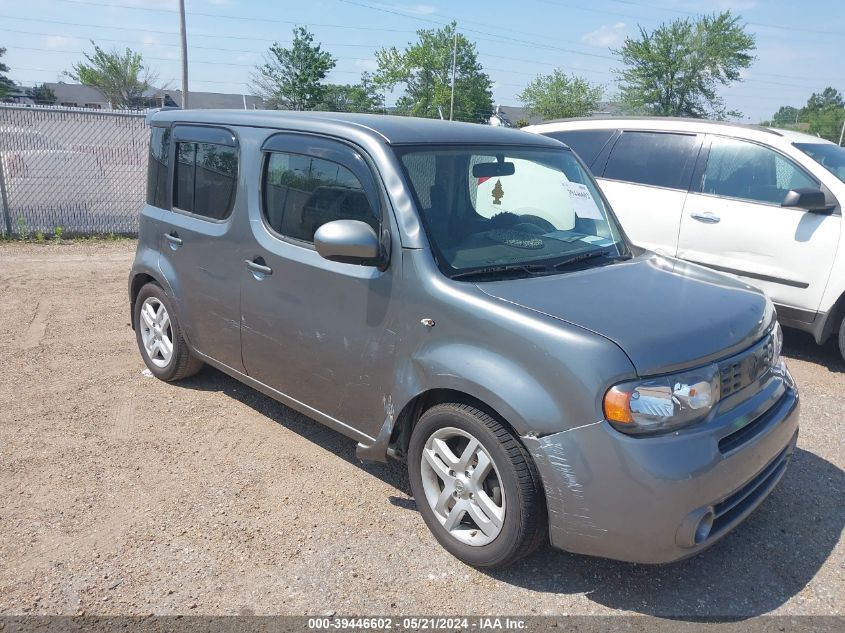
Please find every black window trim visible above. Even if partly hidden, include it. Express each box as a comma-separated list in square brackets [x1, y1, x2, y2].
[147, 123, 171, 209]
[540, 128, 617, 169]
[691, 133, 832, 211]
[258, 131, 385, 252]
[597, 129, 703, 192]
[169, 124, 240, 223]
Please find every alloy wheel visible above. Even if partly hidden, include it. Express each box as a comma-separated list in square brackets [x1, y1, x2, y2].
[139, 297, 174, 368]
[419, 426, 506, 546]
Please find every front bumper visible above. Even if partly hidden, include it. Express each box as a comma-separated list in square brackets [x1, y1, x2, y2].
[524, 375, 800, 564]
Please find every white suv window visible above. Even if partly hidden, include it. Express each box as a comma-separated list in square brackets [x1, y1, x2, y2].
[702, 137, 816, 206]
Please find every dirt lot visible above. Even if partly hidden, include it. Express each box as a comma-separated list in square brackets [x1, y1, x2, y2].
[0, 241, 842, 619]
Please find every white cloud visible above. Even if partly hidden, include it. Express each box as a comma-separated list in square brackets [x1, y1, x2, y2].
[581, 22, 627, 48]
[354, 58, 379, 72]
[373, 2, 437, 15]
[45, 35, 75, 50]
[121, 0, 178, 7]
[407, 3, 437, 14]
[693, 0, 758, 10]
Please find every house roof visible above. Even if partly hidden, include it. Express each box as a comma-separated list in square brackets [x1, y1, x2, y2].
[44, 82, 110, 104]
[492, 105, 544, 127]
[149, 89, 265, 110]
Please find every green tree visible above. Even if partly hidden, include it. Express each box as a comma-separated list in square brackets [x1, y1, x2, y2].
[316, 73, 384, 113]
[26, 83, 56, 105]
[66, 42, 157, 109]
[518, 70, 603, 120]
[806, 87, 843, 112]
[374, 22, 493, 123]
[251, 27, 336, 110]
[0, 47, 14, 98]
[804, 87, 844, 142]
[614, 11, 755, 119]
[770, 105, 800, 127]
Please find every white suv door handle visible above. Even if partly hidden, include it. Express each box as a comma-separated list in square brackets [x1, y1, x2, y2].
[690, 212, 721, 224]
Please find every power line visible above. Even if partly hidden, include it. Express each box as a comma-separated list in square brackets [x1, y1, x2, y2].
[4, 11, 841, 86]
[57, 0, 419, 33]
[536, 0, 845, 37]
[610, 0, 845, 36]
[0, 14, 378, 47]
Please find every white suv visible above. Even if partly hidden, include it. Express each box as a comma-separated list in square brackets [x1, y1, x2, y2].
[525, 118, 845, 362]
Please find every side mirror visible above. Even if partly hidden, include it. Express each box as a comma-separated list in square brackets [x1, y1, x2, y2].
[782, 187, 832, 213]
[314, 220, 382, 266]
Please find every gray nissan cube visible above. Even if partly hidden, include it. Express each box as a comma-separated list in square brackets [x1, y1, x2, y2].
[130, 110, 800, 568]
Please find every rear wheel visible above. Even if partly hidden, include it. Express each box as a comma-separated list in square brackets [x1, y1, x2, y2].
[408, 402, 546, 568]
[134, 283, 202, 381]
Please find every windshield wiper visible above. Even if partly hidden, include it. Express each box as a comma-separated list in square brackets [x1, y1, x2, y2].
[450, 263, 549, 281]
[552, 248, 626, 270]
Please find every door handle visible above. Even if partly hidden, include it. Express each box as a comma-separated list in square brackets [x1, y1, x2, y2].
[245, 258, 272, 276]
[690, 212, 721, 224]
[164, 232, 183, 246]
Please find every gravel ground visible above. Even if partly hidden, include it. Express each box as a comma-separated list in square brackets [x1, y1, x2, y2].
[0, 241, 842, 619]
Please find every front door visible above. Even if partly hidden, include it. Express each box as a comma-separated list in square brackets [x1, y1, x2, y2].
[239, 132, 400, 439]
[677, 135, 840, 314]
[157, 124, 244, 370]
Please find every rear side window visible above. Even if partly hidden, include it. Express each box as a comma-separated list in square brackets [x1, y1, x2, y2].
[604, 131, 698, 190]
[262, 152, 379, 243]
[173, 141, 238, 220]
[542, 129, 614, 166]
[702, 137, 817, 205]
[146, 126, 170, 208]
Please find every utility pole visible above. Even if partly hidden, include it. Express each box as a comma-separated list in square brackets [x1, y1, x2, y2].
[449, 28, 457, 121]
[178, 0, 189, 109]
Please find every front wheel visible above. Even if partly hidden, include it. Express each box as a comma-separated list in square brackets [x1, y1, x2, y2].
[408, 402, 547, 568]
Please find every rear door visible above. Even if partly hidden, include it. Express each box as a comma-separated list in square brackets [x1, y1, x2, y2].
[678, 135, 840, 314]
[594, 130, 702, 255]
[157, 124, 244, 370]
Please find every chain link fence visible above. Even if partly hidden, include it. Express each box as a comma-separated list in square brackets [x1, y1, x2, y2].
[0, 105, 149, 236]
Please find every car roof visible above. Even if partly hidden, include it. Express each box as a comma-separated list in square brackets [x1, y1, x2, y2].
[150, 109, 564, 148]
[525, 116, 837, 146]
[767, 127, 836, 144]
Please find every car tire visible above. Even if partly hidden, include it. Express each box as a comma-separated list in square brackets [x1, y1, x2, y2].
[134, 283, 203, 382]
[408, 402, 547, 568]
[839, 314, 845, 364]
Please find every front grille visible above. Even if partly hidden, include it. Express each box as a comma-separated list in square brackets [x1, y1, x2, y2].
[710, 441, 792, 536]
[718, 334, 775, 399]
[718, 392, 787, 454]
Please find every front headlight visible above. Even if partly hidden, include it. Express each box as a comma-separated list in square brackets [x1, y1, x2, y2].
[604, 364, 721, 435]
[773, 322, 783, 366]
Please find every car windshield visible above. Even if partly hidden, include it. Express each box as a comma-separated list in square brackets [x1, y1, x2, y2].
[794, 142, 845, 184]
[395, 144, 627, 277]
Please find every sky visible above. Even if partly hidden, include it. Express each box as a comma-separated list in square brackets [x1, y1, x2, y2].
[1, 0, 844, 122]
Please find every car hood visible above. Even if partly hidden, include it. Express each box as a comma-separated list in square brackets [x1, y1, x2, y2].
[476, 253, 774, 376]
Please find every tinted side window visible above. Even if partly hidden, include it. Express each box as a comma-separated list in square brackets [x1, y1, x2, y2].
[146, 126, 170, 208]
[263, 152, 379, 243]
[173, 141, 238, 220]
[702, 137, 817, 205]
[604, 131, 698, 189]
[543, 130, 614, 166]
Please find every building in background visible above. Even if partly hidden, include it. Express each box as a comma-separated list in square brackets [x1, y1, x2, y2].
[1, 82, 265, 110]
